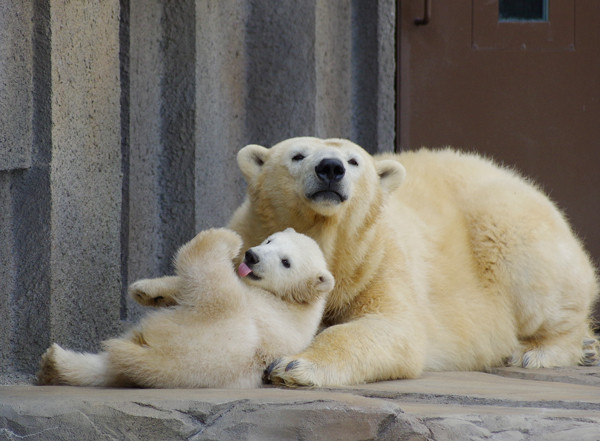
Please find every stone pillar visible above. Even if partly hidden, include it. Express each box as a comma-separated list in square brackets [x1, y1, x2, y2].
[374, 0, 397, 153]
[0, 0, 52, 382]
[0, 176, 16, 375]
[246, 0, 318, 146]
[49, 0, 123, 350]
[195, 0, 248, 232]
[126, 0, 196, 321]
[314, 0, 353, 140]
[0, 1, 33, 170]
[127, 0, 167, 321]
[351, 0, 396, 154]
[0, 0, 34, 376]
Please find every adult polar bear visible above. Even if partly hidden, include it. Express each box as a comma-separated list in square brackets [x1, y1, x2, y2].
[145, 137, 598, 386]
[234, 137, 598, 387]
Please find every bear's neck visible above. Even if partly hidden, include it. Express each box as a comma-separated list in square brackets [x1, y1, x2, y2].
[230, 191, 387, 322]
[318, 193, 387, 322]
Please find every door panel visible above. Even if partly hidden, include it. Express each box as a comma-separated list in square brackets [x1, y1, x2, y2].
[398, 1, 600, 319]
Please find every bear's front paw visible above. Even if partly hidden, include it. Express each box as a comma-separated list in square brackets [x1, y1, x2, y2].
[263, 357, 319, 387]
[129, 280, 178, 307]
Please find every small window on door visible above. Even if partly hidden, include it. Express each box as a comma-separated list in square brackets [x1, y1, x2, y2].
[499, 0, 548, 22]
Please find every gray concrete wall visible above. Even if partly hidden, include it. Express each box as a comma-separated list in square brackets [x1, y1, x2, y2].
[0, 0, 396, 383]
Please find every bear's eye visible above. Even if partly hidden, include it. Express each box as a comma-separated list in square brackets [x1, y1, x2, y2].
[348, 158, 359, 166]
[281, 259, 291, 268]
[292, 153, 305, 162]
[266, 240, 271, 244]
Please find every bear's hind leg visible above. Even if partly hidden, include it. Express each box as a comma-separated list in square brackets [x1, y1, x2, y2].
[511, 324, 599, 368]
[465, 180, 599, 369]
[103, 334, 179, 388]
[37, 343, 118, 386]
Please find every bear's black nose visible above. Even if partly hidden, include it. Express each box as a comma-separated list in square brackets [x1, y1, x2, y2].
[315, 158, 345, 184]
[244, 249, 259, 266]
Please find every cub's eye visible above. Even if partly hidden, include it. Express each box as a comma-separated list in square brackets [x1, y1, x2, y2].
[292, 153, 305, 161]
[266, 240, 271, 244]
[281, 259, 291, 268]
[348, 158, 359, 166]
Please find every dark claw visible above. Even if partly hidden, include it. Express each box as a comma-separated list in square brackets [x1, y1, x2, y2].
[285, 360, 299, 372]
[262, 359, 280, 384]
[266, 359, 278, 374]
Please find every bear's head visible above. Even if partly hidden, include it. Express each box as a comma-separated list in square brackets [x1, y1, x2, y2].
[237, 137, 406, 221]
[237, 228, 334, 304]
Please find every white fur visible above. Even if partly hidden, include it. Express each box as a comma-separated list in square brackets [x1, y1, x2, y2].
[231, 138, 599, 387]
[38, 228, 333, 388]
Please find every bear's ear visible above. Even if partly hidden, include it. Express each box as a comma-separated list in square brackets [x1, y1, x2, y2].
[283, 227, 296, 234]
[314, 270, 335, 294]
[376, 159, 406, 194]
[237, 144, 269, 183]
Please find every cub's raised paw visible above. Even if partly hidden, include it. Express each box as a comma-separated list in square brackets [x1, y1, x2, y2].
[129, 279, 178, 307]
[179, 228, 243, 263]
[263, 357, 319, 387]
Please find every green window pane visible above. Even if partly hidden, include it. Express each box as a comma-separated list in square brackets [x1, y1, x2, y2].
[499, 0, 548, 22]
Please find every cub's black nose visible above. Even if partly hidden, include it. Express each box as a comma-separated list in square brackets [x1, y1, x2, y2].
[315, 158, 345, 184]
[244, 249, 259, 266]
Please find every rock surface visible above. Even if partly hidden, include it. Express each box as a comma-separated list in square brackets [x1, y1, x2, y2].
[1, 367, 600, 441]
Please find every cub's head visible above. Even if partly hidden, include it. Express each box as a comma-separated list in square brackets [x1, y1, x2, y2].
[237, 228, 334, 304]
[237, 137, 406, 220]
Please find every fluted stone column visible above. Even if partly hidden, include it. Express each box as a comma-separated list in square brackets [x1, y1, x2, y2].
[194, 0, 247, 232]
[48, 0, 123, 350]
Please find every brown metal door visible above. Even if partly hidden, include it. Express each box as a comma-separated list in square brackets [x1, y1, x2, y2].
[398, 0, 600, 316]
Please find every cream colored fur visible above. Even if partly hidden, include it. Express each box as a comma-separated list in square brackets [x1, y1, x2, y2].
[37, 228, 333, 388]
[246, 138, 599, 386]
[122, 137, 599, 387]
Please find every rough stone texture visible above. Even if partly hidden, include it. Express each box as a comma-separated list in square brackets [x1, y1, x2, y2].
[126, 0, 165, 322]
[315, 0, 353, 139]
[2, 0, 52, 382]
[2, 368, 600, 440]
[48, 0, 123, 352]
[246, 0, 318, 147]
[245, 0, 396, 153]
[0, 177, 15, 373]
[351, 0, 396, 154]
[0, 1, 33, 170]
[126, 0, 198, 322]
[194, 0, 248, 232]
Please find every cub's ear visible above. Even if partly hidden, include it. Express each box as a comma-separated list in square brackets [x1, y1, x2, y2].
[314, 270, 335, 294]
[237, 144, 269, 183]
[375, 159, 406, 194]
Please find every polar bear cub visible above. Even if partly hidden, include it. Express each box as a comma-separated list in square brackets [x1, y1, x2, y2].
[37, 228, 334, 388]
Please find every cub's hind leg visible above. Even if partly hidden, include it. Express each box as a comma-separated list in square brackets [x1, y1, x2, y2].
[103, 331, 182, 388]
[37, 343, 127, 386]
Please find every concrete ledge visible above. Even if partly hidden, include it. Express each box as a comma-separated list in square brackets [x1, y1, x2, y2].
[2, 367, 599, 440]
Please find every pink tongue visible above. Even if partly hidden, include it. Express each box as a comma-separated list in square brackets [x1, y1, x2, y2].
[238, 262, 253, 277]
